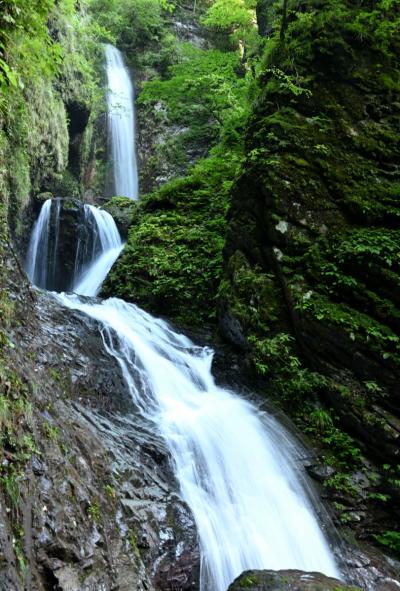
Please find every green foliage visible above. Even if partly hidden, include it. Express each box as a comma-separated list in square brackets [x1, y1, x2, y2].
[297, 292, 399, 362]
[88, 0, 174, 59]
[104, 484, 117, 501]
[104, 150, 239, 324]
[202, 0, 261, 56]
[249, 332, 299, 376]
[88, 501, 101, 522]
[265, 66, 312, 98]
[128, 528, 141, 557]
[382, 464, 400, 489]
[43, 421, 60, 441]
[0, 363, 36, 519]
[139, 43, 251, 153]
[0, 0, 103, 231]
[0, 0, 58, 98]
[373, 531, 400, 557]
[202, 0, 255, 32]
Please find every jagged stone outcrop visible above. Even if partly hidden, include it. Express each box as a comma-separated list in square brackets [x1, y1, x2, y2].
[0, 281, 199, 590]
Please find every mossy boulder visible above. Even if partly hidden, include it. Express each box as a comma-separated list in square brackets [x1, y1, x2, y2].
[227, 570, 361, 591]
[103, 155, 234, 325]
[103, 196, 138, 238]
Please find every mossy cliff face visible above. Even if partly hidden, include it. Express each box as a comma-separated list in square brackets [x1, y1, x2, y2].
[221, 0, 400, 547]
[102, 155, 232, 325]
[0, 0, 105, 252]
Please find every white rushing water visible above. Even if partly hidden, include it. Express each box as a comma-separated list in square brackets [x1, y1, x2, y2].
[105, 44, 138, 200]
[25, 198, 52, 289]
[73, 204, 123, 296]
[28, 198, 340, 591]
[57, 291, 340, 591]
[25, 199, 123, 295]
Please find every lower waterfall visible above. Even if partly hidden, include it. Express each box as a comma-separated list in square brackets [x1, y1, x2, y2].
[26, 199, 341, 591]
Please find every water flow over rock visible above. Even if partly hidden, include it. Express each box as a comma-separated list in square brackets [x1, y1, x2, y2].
[73, 204, 123, 296]
[27, 195, 340, 591]
[25, 198, 123, 294]
[25, 198, 52, 289]
[105, 44, 138, 200]
[57, 293, 340, 591]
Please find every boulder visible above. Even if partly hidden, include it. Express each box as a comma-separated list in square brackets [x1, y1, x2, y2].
[227, 570, 360, 591]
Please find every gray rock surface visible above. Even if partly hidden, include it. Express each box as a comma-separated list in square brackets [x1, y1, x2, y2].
[0, 287, 199, 590]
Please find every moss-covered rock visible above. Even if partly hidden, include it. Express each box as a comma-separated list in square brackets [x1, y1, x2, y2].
[228, 570, 361, 591]
[103, 196, 138, 238]
[103, 154, 235, 325]
[221, 0, 400, 544]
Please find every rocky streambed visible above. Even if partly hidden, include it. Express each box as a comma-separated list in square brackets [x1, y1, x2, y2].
[1, 269, 399, 591]
[1, 282, 199, 591]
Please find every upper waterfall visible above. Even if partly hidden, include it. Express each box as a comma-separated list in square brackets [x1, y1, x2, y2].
[105, 44, 139, 200]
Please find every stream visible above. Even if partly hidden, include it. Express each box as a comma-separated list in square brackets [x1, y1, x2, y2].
[25, 45, 341, 591]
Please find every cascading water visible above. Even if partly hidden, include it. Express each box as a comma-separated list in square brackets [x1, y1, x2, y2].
[25, 43, 342, 591]
[105, 44, 138, 200]
[73, 204, 123, 296]
[28, 198, 340, 590]
[25, 199, 52, 289]
[25, 198, 123, 294]
[57, 292, 341, 591]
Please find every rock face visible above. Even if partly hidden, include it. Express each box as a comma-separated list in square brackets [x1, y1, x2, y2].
[0, 282, 199, 590]
[227, 570, 361, 591]
[136, 7, 212, 195]
[220, 0, 400, 548]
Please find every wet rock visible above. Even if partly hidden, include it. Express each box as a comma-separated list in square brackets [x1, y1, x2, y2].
[0, 288, 199, 590]
[219, 305, 249, 351]
[305, 463, 336, 483]
[103, 197, 137, 238]
[227, 570, 361, 591]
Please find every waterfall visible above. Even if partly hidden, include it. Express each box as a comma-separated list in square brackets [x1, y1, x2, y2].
[73, 204, 123, 296]
[57, 293, 340, 591]
[105, 44, 138, 200]
[25, 199, 52, 289]
[25, 199, 123, 294]
[27, 197, 340, 590]
[24, 43, 341, 591]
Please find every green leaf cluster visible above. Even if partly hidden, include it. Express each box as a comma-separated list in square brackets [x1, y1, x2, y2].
[88, 0, 174, 57]
[139, 43, 251, 152]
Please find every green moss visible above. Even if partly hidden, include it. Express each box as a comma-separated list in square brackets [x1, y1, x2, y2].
[88, 501, 101, 522]
[104, 151, 239, 325]
[239, 574, 260, 586]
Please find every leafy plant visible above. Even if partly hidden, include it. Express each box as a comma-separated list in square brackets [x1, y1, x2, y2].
[373, 531, 400, 557]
